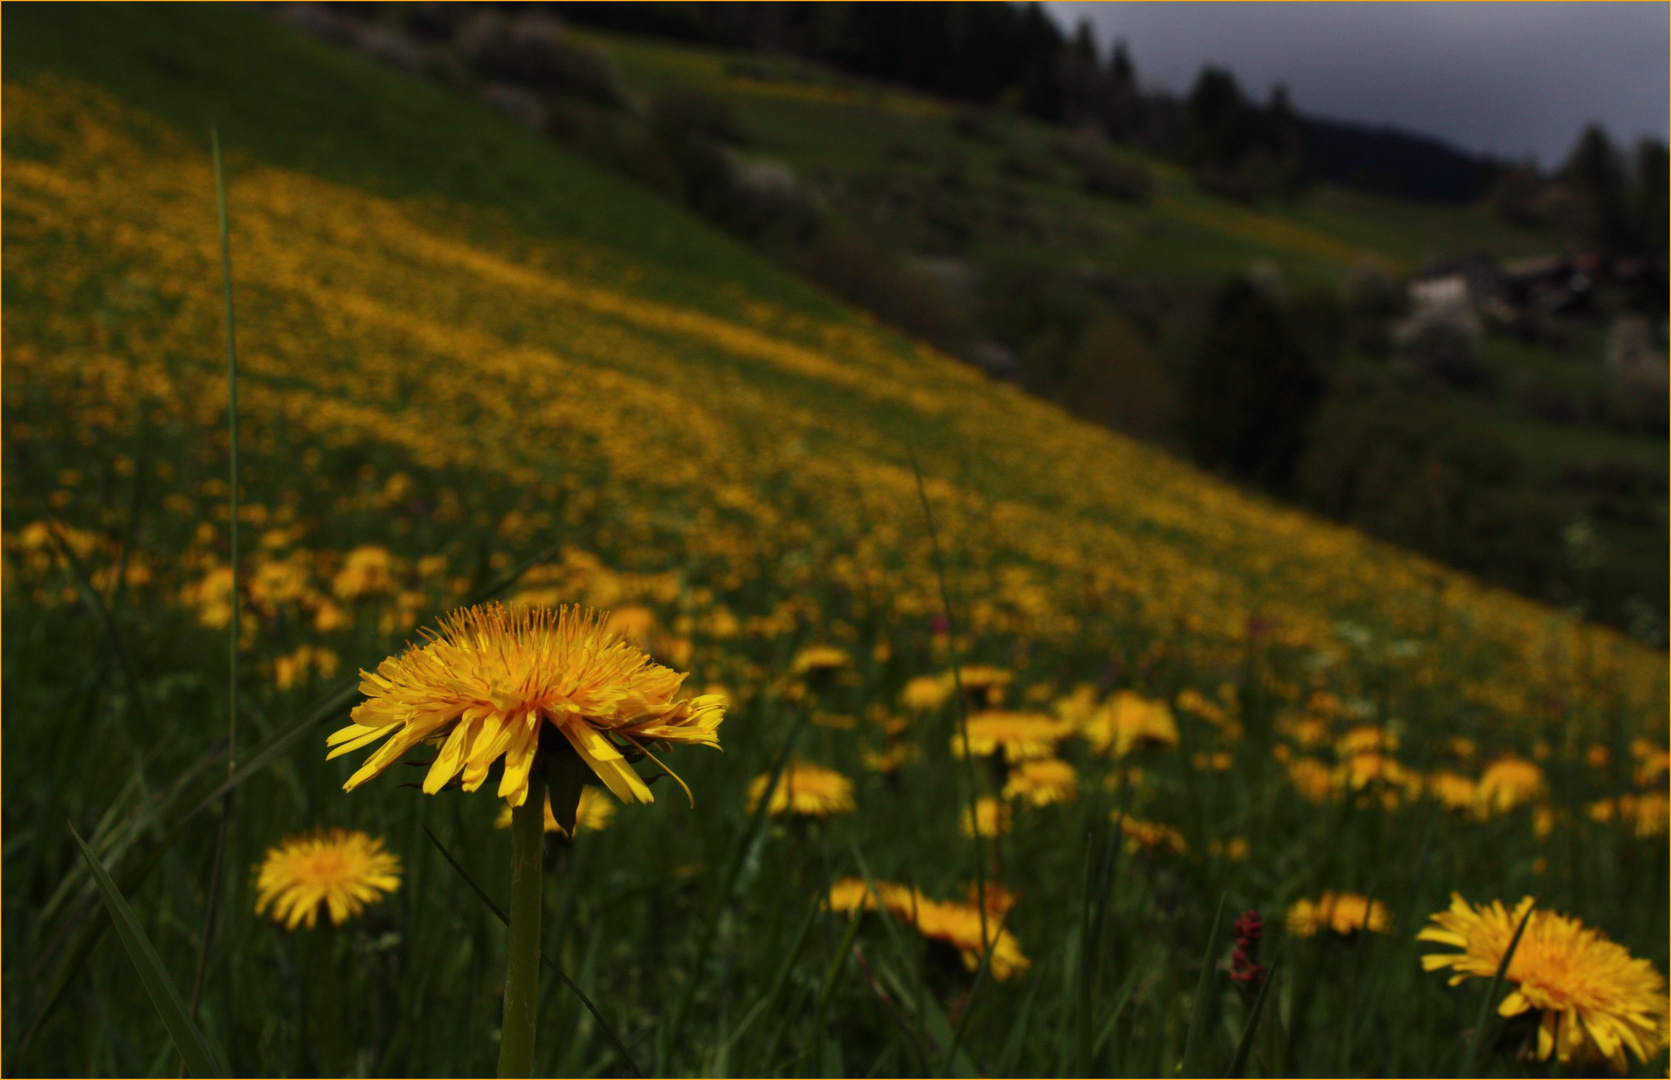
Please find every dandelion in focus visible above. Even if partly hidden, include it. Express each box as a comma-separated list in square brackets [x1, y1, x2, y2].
[254, 828, 401, 931]
[1419, 894, 1670, 1070]
[1285, 891, 1389, 938]
[746, 759, 856, 819]
[327, 602, 724, 811]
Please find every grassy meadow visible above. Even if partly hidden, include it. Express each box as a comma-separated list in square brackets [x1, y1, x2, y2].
[3, 7, 1668, 1078]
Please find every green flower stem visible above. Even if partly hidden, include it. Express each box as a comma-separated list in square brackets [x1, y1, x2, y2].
[499, 766, 547, 1078]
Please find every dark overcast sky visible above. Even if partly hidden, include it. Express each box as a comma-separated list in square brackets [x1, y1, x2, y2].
[1044, 2, 1669, 169]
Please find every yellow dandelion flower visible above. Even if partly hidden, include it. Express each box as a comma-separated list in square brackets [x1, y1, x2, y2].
[332, 544, 398, 602]
[961, 796, 1012, 837]
[1631, 740, 1670, 789]
[952, 711, 1071, 763]
[1080, 691, 1179, 757]
[1287, 757, 1335, 803]
[1425, 770, 1478, 812]
[493, 786, 618, 836]
[1175, 687, 1230, 726]
[253, 828, 401, 931]
[828, 877, 1029, 981]
[1419, 894, 1671, 1070]
[1588, 793, 1670, 838]
[791, 645, 851, 676]
[901, 673, 954, 712]
[327, 603, 725, 809]
[860, 741, 920, 774]
[1002, 757, 1079, 805]
[1476, 755, 1546, 816]
[1335, 751, 1420, 799]
[1336, 724, 1397, 757]
[746, 760, 855, 818]
[1285, 891, 1390, 938]
[604, 604, 657, 645]
[953, 665, 1014, 706]
[1118, 816, 1187, 855]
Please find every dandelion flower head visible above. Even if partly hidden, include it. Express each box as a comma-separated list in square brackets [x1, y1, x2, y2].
[1419, 894, 1670, 1070]
[1002, 757, 1079, 805]
[791, 645, 851, 676]
[827, 876, 1030, 981]
[1475, 755, 1545, 815]
[1080, 691, 1179, 757]
[327, 603, 725, 809]
[746, 759, 856, 818]
[1286, 891, 1390, 938]
[952, 711, 1071, 763]
[254, 828, 401, 930]
[1118, 816, 1188, 855]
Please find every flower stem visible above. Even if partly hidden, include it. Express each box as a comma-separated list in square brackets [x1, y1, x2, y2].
[498, 766, 547, 1078]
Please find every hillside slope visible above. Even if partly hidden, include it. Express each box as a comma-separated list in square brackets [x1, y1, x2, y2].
[3, 64, 1661, 735]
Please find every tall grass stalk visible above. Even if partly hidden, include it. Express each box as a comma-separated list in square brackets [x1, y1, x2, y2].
[186, 126, 241, 1026]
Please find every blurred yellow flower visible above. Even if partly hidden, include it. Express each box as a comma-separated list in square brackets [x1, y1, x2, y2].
[1287, 757, 1334, 803]
[1285, 892, 1389, 938]
[827, 876, 1029, 980]
[860, 741, 920, 774]
[327, 603, 724, 809]
[1424, 770, 1477, 812]
[1081, 691, 1178, 757]
[1118, 816, 1187, 855]
[1476, 755, 1546, 815]
[961, 796, 1011, 837]
[1002, 757, 1078, 805]
[1419, 894, 1670, 1070]
[953, 665, 1014, 707]
[746, 760, 856, 819]
[901, 674, 955, 712]
[493, 786, 617, 837]
[952, 711, 1071, 763]
[791, 645, 851, 676]
[253, 828, 401, 931]
[1588, 792, 1670, 838]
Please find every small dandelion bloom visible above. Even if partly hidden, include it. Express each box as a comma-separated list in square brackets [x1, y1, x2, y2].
[1286, 757, 1335, 803]
[961, 796, 1012, 837]
[901, 673, 954, 712]
[493, 787, 617, 836]
[1419, 894, 1670, 1070]
[253, 828, 401, 931]
[746, 760, 856, 818]
[1081, 691, 1179, 757]
[952, 711, 1071, 763]
[1475, 755, 1545, 816]
[791, 645, 851, 676]
[860, 741, 919, 774]
[327, 603, 724, 809]
[1424, 770, 1478, 812]
[1002, 757, 1079, 805]
[952, 665, 1014, 707]
[1285, 892, 1389, 938]
[1118, 816, 1187, 855]
[828, 877, 1030, 981]
[1588, 793, 1670, 839]
[1631, 740, 1670, 789]
[1335, 724, 1396, 757]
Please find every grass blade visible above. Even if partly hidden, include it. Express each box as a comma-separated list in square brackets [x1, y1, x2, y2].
[1459, 900, 1535, 1078]
[419, 826, 643, 1077]
[1224, 950, 1282, 1079]
[69, 826, 225, 1077]
[1180, 892, 1230, 1078]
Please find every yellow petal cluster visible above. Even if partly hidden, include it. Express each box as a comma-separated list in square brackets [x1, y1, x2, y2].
[1002, 757, 1079, 805]
[1080, 691, 1179, 757]
[327, 603, 724, 808]
[1419, 894, 1670, 1070]
[746, 760, 856, 818]
[1285, 891, 1389, 938]
[253, 828, 401, 931]
[951, 711, 1071, 763]
[828, 876, 1029, 980]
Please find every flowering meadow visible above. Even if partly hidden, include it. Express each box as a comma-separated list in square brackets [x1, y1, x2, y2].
[4, 72, 1668, 1077]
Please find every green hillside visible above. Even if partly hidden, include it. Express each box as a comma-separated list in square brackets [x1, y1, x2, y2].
[4, 5, 1667, 1078]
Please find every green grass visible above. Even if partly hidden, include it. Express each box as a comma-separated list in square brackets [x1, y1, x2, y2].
[4, 6, 1668, 1079]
